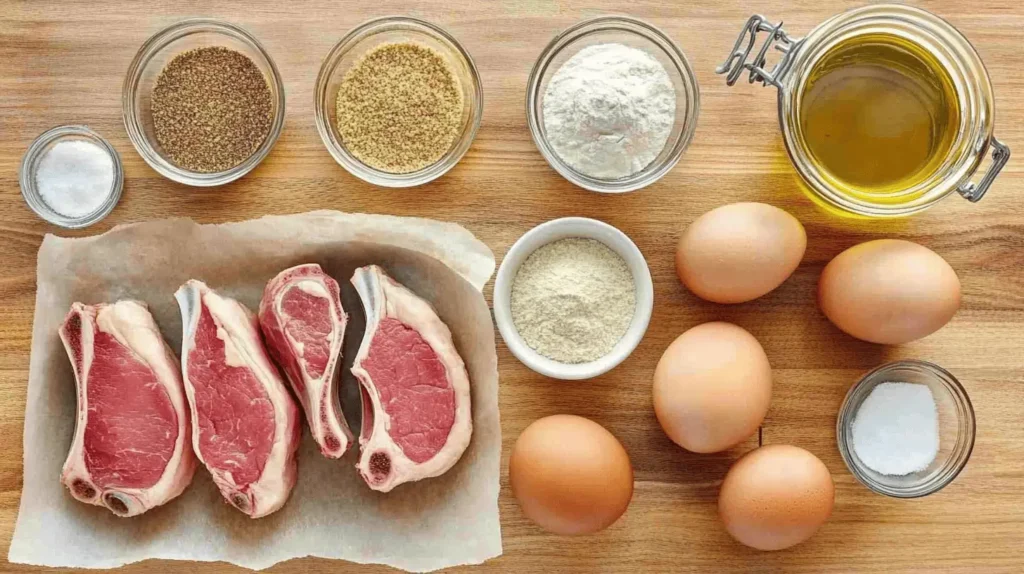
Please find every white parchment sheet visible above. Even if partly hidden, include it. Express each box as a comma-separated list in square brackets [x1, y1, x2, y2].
[8, 210, 501, 572]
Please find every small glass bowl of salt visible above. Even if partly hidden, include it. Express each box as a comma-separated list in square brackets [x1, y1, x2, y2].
[837, 360, 975, 498]
[20, 125, 123, 229]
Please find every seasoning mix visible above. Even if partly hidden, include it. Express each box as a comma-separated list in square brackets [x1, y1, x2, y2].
[335, 42, 463, 174]
[152, 46, 273, 173]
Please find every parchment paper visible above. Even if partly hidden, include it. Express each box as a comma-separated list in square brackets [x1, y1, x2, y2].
[8, 210, 501, 572]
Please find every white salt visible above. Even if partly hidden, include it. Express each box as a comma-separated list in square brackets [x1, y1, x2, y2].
[852, 381, 939, 476]
[34, 139, 114, 218]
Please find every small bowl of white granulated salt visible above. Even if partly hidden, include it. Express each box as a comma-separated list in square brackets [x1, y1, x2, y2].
[527, 16, 700, 193]
[493, 217, 654, 380]
[837, 360, 976, 498]
[20, 125, 124, 229]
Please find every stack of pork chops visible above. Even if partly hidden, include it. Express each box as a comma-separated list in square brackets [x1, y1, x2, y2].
[57, 263, 472, 518]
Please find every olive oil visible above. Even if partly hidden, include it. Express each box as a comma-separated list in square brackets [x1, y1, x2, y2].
[799, 35, 960, 197]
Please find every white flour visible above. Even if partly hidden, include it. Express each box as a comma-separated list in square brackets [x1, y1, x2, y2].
[542, 43, 676, 180]
[510, 238, 636, 364]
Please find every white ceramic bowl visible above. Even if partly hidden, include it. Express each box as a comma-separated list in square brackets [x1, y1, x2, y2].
[494, 217, 654, 380]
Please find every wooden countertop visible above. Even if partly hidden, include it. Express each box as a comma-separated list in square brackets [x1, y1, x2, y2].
[2, 1, 1023, 572]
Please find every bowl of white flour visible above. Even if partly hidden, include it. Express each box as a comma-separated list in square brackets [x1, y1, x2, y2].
[527, 16, 699, 193]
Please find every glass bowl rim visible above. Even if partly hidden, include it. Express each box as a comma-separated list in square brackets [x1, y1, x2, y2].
[121, 17, 286, 187]
[836, 358, 976, 498]
[526, 15, 701, 193]
[313, 15, 484, 188]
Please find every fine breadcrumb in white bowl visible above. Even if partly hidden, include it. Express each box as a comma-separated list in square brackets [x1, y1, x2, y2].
[493, 217, 653, 381]
[510, 238, 636, 364]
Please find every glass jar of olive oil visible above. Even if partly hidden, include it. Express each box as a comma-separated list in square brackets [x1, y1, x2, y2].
[719, 4, 1009, 218]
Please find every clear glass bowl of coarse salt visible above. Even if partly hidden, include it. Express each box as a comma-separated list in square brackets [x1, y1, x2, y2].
[20, 125, 124, 229]
[837, 360, 975, 498]
[527, 16, 700, 193]
[314, 16, 483, 187]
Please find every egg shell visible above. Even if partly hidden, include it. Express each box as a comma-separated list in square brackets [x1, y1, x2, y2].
[676, 202, 807, 304]
[819, 239, 961, 345]
[653, 322, 772, 454]
[509, 414, 633, 535]
[719, 445, 834, 551]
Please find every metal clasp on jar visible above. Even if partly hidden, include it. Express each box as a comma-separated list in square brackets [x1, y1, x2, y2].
[716, 15, 802, 88]
[958, 138, 1010, 202]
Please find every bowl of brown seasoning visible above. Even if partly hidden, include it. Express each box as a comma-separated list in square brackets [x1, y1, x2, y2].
[315, 17, 483, 187]
[123, 19, 285, 186]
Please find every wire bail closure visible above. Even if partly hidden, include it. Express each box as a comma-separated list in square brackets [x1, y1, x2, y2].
[957, 137, 1010, 203]
[717, 15, 801, 88]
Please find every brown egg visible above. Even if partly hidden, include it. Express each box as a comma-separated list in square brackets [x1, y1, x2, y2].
[719, 445, 834, 551]
[676, 202, 807, 304]
[509, 415, 633, 535]
[653, 322, 772, 453]
[819, 239, 961, 344]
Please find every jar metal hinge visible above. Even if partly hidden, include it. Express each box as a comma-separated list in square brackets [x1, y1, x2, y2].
[717, 15, 801, 88]
[958, 138, 1010, 203]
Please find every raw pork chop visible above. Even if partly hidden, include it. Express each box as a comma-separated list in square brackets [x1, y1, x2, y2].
[350, 265, 472, 492]
[175, 280, 301, 518]
[59, 300, 196, 517]
[259, 264, 354, 458]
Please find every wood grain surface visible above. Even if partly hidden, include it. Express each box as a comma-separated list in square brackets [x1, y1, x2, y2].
[2, 1, 1023, 572]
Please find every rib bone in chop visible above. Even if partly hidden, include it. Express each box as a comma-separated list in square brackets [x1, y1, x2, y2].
[176, 280, 300, 518]
[259, 264, 354, 458]
[59, 300, 196, 517]
[351, 265, 472, 492]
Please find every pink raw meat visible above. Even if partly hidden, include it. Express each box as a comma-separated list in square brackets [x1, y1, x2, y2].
[176, 280, 301, 518]
[59, 300, 196, 517]
[351, 265, 472, 492]
[259, 264, 354, 458]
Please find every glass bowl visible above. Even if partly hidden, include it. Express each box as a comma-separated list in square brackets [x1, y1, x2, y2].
[837, 360, 975, 498]
[314, 16, 483, 187]
[122, 19, 285, 187]
[526, 16, 700, 193]
[20, 125, 124, 229]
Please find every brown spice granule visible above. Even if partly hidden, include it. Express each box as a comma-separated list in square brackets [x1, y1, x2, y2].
[335, 42, 463, 174]
[151, 47, 273, 173]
